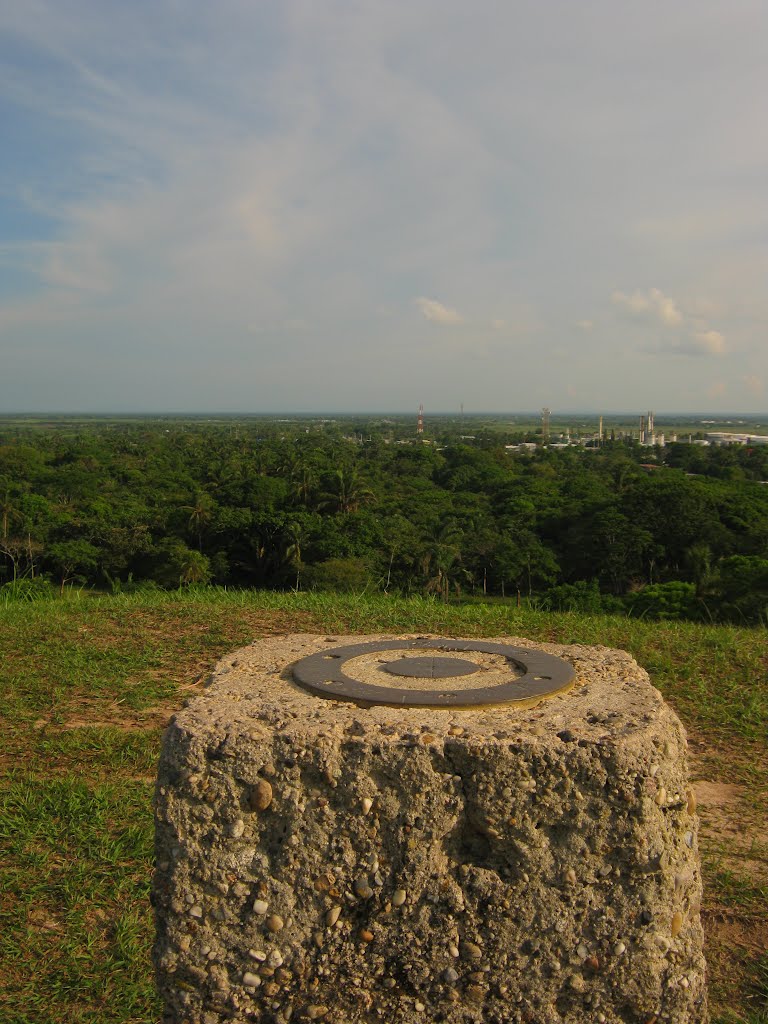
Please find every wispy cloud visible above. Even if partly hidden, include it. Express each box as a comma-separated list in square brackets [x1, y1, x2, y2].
[0, 1, 765, 410]
[415, 297, 463, 326]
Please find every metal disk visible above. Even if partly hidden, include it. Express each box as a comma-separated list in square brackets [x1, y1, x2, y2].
[291, 639, 575, 709]
[382, 656, 479, 679]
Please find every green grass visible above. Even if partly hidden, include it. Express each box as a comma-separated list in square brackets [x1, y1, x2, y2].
[707, 869, 768, 915]
[0, 775, 157, 1024]
[1, 588, 767, 1022]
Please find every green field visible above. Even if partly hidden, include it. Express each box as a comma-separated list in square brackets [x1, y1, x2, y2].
[1, 590, 766, 1023]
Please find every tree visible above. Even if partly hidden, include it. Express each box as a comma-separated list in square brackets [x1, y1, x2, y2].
[626, 582, 700, 621]
[622, 475, 722, 577]
[181, 491, 217, 551]
[177, 549, 212, 586]
[563, 509, 652, 595]
[0, 482, 22, 541]
[419, 520, 472, 601]
[318, 467, 375, 515]
[493, 530, 559, 598]
[541, 580, 606, 613]
[289, 456, 323, 508]
[45, 539, 100, 595]
[710, 555, 768, 624]
[283, 518, 306, 590]
[154, 541, 212, 588]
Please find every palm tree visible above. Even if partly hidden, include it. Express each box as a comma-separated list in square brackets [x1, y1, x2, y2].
[420, 520, 472, 601]
[177, 549, 212, 586]
[284, 520, 306, 591]
[181, 492, 216, 551]
[318, 467, 375, 515]
[290, 460, 320, 508]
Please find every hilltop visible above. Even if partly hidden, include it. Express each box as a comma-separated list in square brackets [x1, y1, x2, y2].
[1, 590, 766, 1023]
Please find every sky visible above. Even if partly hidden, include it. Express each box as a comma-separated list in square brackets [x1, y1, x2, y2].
[1, 0, 766, 414]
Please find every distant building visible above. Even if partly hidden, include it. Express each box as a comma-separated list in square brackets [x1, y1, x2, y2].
[706, 432, 768, 445]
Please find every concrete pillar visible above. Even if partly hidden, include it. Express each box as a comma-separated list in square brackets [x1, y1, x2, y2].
[153, 634, 707, 1023]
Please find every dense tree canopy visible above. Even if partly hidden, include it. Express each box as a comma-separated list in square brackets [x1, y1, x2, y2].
[1, 420, 767, 623]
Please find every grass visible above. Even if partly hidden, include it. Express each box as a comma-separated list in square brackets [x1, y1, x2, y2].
[1, 588, 767, 1022]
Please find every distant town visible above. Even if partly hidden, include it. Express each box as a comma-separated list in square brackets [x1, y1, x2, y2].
[2, 408, 766, 450]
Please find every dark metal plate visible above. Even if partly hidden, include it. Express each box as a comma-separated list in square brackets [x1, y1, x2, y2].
[291, 639, 575, 708]
[382, 656, 479, 679]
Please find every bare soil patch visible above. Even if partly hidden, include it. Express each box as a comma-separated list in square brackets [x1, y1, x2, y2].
[687, 740, 768, 1019]
[691, 748, 768, 881]
[25, 610, 319, 734]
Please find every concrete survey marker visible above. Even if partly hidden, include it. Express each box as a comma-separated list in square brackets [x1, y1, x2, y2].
[153, 634, 708, 1023]
[291, 638, 576, 708]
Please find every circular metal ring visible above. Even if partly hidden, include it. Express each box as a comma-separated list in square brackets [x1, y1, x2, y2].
[291, 639, 575, 709]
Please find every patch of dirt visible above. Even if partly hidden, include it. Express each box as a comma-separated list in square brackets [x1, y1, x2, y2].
[31, 616, 320, 734]
[694, 780, 745, 807]
[35, 697, 179, 734]
[27, 906, 64, 934]
[691, 754, 768, 886]
[688, 729, 768, 783]
[687, 738, 768, 1018]
[704, 914, 768, 1020]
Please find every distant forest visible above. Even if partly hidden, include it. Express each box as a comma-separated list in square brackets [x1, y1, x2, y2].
[1, 419, 767, 624]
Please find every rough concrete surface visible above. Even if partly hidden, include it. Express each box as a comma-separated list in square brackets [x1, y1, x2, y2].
[153, 634, 708, 1024]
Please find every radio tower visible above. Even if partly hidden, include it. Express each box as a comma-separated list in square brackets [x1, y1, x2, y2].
[541, 407, 551, 445]
[417, 403, 424, 435]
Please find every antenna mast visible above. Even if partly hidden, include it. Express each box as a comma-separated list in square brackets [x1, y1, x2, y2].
[541, 407, 551, 445]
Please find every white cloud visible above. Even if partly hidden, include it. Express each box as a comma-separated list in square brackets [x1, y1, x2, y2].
[575, 319, 594, 330]
[611, 288, 683, 326]
[652, 290, 684, 327]
[491, 318, 506, 330]
[415, 297, 463, 326]
[611, 287, 729, 358]
[689, 330, 726, 355]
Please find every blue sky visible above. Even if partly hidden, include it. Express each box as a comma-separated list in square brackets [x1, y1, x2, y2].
[1, 0, 766, 413]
